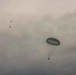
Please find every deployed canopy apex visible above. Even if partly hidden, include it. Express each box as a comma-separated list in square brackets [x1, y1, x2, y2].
[46, 37, 60, 46]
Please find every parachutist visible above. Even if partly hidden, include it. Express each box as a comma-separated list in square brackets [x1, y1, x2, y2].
[48, 58, 50, 60]
[46, 37, 60, 60]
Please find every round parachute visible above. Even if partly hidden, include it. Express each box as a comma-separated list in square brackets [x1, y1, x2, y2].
[46, 37, 60, 60]
[46, 37, 60, 46]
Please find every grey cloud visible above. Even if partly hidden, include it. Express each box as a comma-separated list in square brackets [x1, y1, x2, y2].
[0, 4, 76, 75]
[0, 15, 56, 74]
[0, 0, 76, 18]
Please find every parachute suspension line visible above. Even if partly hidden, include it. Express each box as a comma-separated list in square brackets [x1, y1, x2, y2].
[48, 47, 56, 59]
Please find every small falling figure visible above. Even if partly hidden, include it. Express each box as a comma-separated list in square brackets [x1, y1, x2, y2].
[10, 21, 12, 22]
[9, 20, 12, 28]
[9, 26, 11, 28]
[48, 58, 50, 60]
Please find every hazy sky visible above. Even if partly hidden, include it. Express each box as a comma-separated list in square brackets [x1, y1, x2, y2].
[0, 0, 76, 75]
[0, 0, 76, 18]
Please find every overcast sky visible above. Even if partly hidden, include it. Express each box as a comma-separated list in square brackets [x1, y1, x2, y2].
[0, 0, 76, 75]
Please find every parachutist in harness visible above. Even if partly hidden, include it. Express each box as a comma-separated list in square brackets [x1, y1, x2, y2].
[48, 58, 50, 60]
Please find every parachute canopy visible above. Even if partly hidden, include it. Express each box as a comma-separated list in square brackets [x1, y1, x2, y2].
[46, 37, 60, 46]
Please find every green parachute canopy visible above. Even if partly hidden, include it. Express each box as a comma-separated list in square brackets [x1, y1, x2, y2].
[46, 37, 60, 46]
